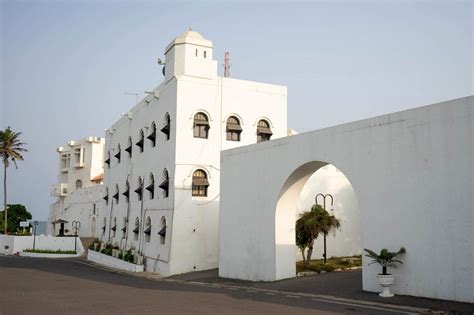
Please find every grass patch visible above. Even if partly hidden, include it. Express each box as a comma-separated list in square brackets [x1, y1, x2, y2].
[24, 249, 77, 255]
[296, 255, 362, 273]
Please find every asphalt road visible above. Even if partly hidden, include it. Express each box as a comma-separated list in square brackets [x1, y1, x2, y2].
[0, 256, 467, 314]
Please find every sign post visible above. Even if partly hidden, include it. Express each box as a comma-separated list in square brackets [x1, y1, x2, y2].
[32, 221, 38, 250]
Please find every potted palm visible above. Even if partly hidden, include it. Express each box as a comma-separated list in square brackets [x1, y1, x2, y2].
[364, 247, 406, 297]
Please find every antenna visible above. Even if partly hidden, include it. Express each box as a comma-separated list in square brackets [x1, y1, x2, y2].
[224, 52, 231, 78]
[124, 92, 139, 104]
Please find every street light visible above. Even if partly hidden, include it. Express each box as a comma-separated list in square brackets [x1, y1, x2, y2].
[32, 221, 38, 250]
[72, 221, 81, 253]
[315, 193, 334, 264]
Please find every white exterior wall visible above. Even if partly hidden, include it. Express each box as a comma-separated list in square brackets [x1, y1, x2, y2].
[219, 96, 473, 303]
[0, 235, 84, 255]
[47, 137, 105, 236]
[99, 30, 287, 276]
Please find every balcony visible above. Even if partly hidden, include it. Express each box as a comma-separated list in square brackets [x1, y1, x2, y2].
[51, 183, 68, 197]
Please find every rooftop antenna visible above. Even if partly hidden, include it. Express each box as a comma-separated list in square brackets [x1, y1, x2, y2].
[224, 52, 231, 78]
[124, 92, 139, 104]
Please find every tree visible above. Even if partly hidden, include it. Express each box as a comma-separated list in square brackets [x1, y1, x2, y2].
[296, 204, 341, 265]
[0, 204, 32, 234]
[0, 127, 27, 234]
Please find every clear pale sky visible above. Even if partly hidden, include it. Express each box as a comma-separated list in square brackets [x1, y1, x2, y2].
[1, 1, 472, 220]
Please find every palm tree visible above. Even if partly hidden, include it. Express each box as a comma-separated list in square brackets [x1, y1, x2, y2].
[0, 127, 27, 234]
[296, 204, 341, 266]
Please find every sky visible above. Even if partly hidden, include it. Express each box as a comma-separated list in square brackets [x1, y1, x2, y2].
[1, 0, 472, 220]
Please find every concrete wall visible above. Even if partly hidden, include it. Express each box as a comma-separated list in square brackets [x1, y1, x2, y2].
[0, 235, 84, 255]
[219, 96, 473, 303]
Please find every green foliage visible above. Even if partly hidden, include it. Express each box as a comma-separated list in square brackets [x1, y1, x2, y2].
[88, 243, 94, 250]
[0, 204, 32, 234]
[1, 127, 27, 234]
[295, 204, 341, 265]
[122, 250, 134, 263]
[364, 247, 406, 275]
[24, 249, 76, 254]
[118, 252, 123, 260]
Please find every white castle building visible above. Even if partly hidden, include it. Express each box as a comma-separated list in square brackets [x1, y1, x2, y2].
[99, 29, 288, 275]
[47, 136, 105, 237]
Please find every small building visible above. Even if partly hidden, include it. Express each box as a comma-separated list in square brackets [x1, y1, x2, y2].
[99, 30, 288, 276]
[47, 136, 105, 237]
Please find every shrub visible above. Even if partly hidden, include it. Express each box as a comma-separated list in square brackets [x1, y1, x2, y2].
[88, 243, 94, 250]
[118, 252, 123, 259]
[122, 250, 134, 263]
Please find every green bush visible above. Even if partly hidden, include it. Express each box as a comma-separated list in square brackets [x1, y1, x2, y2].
[122, 251, 134, 263]
[118, 252, 123, 259]
[88, 244, 94, 250]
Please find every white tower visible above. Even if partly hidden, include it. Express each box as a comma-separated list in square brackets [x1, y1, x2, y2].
[164, 29, 218, 83]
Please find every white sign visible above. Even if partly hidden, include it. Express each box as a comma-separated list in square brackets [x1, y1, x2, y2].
[19, 221, 29, 227]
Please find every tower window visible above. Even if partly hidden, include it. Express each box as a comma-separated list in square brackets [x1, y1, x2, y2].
[75, 179, 83, 190]
[195, 49, 198, 57]
[226, 116, 242, 141]
[192, 169, 209, 197]
[203, 51, 207, 58]
[161, 113, 171, 140]
[257, 119, 272, 143]
[193, 112, 210, 139]
[147, 123, 156, 147]
[136, 130, 144, 152]
[159, 169, 169, 198]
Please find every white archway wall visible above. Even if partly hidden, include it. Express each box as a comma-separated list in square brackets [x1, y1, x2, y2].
[296, 165, 362, 260]
[219, 96, 473, 303]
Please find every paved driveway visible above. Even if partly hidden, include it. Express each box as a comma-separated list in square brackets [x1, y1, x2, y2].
[1, 256, 472, 314]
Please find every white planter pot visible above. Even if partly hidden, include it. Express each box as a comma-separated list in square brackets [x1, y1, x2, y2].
[134, 254, 144, 265]
[376, 274, 395, 297]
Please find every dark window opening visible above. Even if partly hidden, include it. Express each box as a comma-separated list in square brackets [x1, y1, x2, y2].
[257, 120, 272, 143]
[193, 112, 209, 139]
[226, 116, 242, 141]
[147, 123, 156, 147]
[192, 169, 209, 197]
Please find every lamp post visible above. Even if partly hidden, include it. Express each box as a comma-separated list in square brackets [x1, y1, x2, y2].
[72, 221, 81, 252]
[32, 221, 38, 250]
[315, 193, 334, 264]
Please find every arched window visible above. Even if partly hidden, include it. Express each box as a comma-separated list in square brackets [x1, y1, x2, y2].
[105, 151, 110, 168]
[257, 119, 272, 143]
[146, 173, 155, 199]
[192, 169, 209, 197]
[159, 217, 166, 245]
[75, 179, 83, 190]
[159, 169, 169, 198]
[122, 180, 130, 203]
[161, 113, 171, 140]
[144, 216, 151, 243]
[125, 137, 132, 157]
[147, 122, 156, 147]
[226, 116, 242, 141]
[113, 184, 119, 204]
[193, 112, 209, 139]
[103, 187, 109, 205]
[135, 177, 143, 201]
[133, 217, 140, 241]
[111, 217, 117, 237]
[114, 144, 121, 163]
[102, 217, 106, 234]
[121, 217, 127, 236]
[136, 130, 144, 152]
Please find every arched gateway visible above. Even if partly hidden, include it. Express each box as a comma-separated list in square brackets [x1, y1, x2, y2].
[219, 96, 473, 303]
